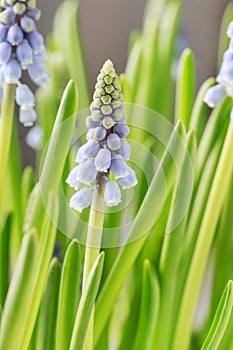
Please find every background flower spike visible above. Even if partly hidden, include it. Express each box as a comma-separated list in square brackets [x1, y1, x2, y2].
[0, 0, 50, 126]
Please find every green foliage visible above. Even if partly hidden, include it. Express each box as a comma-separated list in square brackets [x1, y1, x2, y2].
[0, 1, 233, 350]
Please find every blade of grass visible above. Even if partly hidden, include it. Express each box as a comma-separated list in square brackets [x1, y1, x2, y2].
[19, 194, 59, 350]
[189, 78, 215, 144]
[197, 96, 233, 177]
[36, 259, 61, 350]
[133, 260, 160, 350]
[56, 240, 82, 350]
[0, 230, 39, 350]
[0, 215, 12, 306]
[28, 80, 78, 230]
[201, 281, 233, 350]
[69, 252, 105, 350]
[53, 1, 89, 109]
[154, 131, 196, 350]
[175, 48, 196, 129]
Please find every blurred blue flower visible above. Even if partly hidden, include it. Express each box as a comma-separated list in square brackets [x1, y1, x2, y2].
[0, 0, 50, 126]
[67, 60, 137, 211]
[204, 20, 233, 113]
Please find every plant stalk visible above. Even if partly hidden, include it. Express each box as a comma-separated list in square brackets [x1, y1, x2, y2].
[82, 184, 105, 350]
[0, 83, 16, 219]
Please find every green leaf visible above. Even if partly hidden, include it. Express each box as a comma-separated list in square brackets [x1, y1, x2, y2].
[19, 194, 59, 350]
[0, 215, 12, 306]
[155, 0, 181, 119]
[175, 49, 196, 129]
[201, 281, 233, 350]
[56, 240, 82, 350]
[94, 121, 188, 345]
[53, 1, 89, 109]
[125, 37, 142, 103]
[172, 122, 233, 350]
[69, 252, 105, 350]
[133, 260, 160, 350]
[36, 259, 61, 350]
[153, 131, 196, 350]
[21, 166, 35, 214]
[197, 96, 233, 177]
[0, 230, 39, 350]
[28, 80, 78, 230]
[189, 78, 215, 145]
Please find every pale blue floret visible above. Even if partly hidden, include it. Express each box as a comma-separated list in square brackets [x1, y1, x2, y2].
[75, 144, 87, 164]
[223, 49, 233, 62]
[0, 24, 9, 42]
[110, 157, 129, 179]
[84, 139, 100, 159]
[107, 133, 121, 150]
[118, 166, 138, 189]
[27, 8, 41, 21]
[7, 23, 23, 45]
[27, 30, 45, 54]
[104, 181, 121, 207]
[3, 59, 22, 83]
[66, 166, 81, 190]
[28, 59, 50, 86]
[77, 160, 97, 185]
[204, 84, 226, 108]
[25, 125, 44, 151]
[20, 16, 35, 33]
[16, 84, 35, 108]
[19, 107, 36, 127]
[0, 9, 14, 25]
[16, 40, 33, 66]
[95, 148, 111, 172]
[217, 63, 233, 86]
[113, 123, 130, 137]
[92, 126, 106, 140]
[117, 138, 131, 159]
[70, 188, 93, 213]
[0, 42, 12, 65]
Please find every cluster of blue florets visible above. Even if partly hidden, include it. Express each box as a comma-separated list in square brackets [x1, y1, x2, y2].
[66, 60, 137, 212]
[204, 20, 233, 120]
[0, 0, 50, 126]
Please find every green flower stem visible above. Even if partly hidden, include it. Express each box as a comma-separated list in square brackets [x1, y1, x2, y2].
[172, 121, 233, 350]
[0, 83, 16, 218]
[82, 185, 105, 350]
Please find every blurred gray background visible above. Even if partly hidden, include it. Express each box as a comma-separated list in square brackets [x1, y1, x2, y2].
[39, 0, 230, 88]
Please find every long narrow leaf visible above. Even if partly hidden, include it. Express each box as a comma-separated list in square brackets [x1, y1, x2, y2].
[201, 281, 233, 350]
[134, 260, 160, 350]
[56, 240, 82, 350]
[0, 230, 39, 350]
[36, 259, 61, 350]
[69, 252, 105, 350]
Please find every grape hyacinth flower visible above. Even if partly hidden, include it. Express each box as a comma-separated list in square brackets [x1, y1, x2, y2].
[0, 0, 50, 126]
[204, 19, 233, 120]
[67, 60, 137, 212]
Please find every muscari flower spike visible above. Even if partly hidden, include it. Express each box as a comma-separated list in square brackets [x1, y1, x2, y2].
[204, 20, 233, 121]
[0, 0, 50, 126]
[66, 59, 138, 212]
